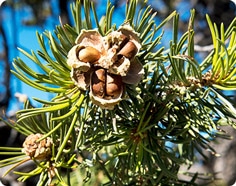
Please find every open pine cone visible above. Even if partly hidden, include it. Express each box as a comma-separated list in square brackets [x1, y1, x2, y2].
[67, 24, 143, 109]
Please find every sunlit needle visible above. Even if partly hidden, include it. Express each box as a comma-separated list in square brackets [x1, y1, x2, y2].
[0, 0, 6, 6]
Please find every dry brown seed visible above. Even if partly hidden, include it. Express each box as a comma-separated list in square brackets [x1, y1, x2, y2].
[92, 69, 106, 97]
[119, 34, 129, 49]
[77, 46, 100, 63]
[106, 74, 122, 98]
[118, 41, 138, 59]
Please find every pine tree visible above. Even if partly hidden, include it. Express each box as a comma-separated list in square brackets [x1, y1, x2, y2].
[0, 0, 236, 185]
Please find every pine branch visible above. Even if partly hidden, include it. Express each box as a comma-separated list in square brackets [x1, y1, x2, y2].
[0, 0, 236, 185]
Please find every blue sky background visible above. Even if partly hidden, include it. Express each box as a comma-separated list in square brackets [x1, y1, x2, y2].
[0, 0, 163, 114]
[1, 0, 62, 114]
[0, 0, 235, 115]
[1, 0, 133, 115]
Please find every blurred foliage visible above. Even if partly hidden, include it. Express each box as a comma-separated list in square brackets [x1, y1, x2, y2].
[0, 0, 236, 185]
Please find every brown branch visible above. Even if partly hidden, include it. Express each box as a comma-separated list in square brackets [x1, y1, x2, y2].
[0, 10, 11, 108]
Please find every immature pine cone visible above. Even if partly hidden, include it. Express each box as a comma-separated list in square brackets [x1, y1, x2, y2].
[22, 133, 53, 160]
